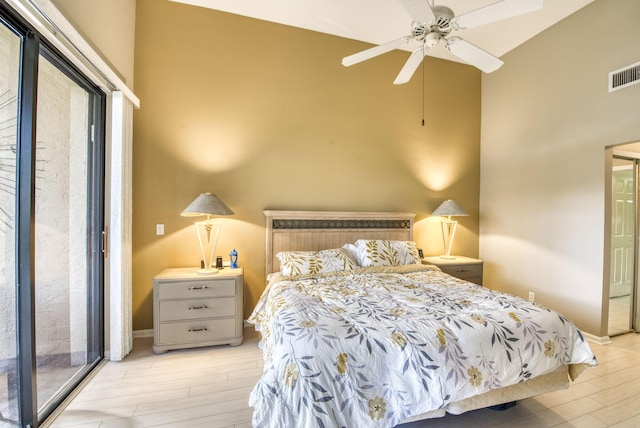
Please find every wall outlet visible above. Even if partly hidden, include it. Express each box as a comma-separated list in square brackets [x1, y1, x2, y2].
[528, 291, 535, 302]
[156, 224, 164, 235]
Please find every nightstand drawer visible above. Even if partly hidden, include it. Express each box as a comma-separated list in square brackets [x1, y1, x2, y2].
[158, 318, 237, 345]
[439, 264, 483, 284]
[422, 256, 483, 285]
[157, 279, 236, 300]
[158, 297, 236, 321]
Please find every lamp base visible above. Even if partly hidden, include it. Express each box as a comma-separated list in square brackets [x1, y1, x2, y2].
[197, 268, 219, 275]
[439, 255, 456, 260]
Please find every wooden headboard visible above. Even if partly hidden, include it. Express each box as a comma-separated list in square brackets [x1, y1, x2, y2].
[264, 210, 415, 275]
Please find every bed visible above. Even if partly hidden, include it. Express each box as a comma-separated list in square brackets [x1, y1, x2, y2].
[248, 210, 597, 428]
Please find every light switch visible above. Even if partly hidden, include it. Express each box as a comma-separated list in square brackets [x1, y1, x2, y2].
[156, 224, 164, 235]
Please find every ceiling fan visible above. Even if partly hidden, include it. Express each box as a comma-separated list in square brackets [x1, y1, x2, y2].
[342, 0, 544, 84]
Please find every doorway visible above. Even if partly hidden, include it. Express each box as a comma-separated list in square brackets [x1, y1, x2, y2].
[609, 156, 635, 336]
[607, 143, 640, 337]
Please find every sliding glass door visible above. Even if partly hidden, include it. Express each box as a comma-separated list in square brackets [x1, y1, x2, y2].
[34, 48, 103, 417]
[0, 4, 105, 426]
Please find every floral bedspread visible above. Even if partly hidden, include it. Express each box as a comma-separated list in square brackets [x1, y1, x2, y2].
[247, 265, 597, 428]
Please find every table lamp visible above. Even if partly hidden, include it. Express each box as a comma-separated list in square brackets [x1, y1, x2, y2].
[181, 193, 234, 274]
[432, 199, 468, 259]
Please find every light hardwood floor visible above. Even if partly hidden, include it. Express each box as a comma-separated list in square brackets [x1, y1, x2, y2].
[46, 328, 640, 428]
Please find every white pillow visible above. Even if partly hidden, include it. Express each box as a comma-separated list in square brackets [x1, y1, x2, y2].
[276, 248, 357, 277]
[354, 239, 421, 267]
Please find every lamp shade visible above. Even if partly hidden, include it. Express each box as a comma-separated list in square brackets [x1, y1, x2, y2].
[431, 200, 468, 217]
[181, 193, 234, 217]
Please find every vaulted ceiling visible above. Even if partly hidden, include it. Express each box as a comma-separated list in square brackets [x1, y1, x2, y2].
[169, 0, 595, 65]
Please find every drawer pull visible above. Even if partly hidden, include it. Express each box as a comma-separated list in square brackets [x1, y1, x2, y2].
[456, 269, 470, 272]
[188, 327, 209, 332]
[188, 305, 208, 310]
[188, 285, 208, 290]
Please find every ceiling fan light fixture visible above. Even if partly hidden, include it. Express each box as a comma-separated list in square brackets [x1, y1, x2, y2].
[410, 21, 427, 38]
[424, 32, 441, 48]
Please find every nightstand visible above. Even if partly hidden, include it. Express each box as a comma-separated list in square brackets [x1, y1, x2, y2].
[153, 267, 244, 354]
[422, 256, 483, 285]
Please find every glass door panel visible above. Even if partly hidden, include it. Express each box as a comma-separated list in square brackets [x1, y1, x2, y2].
[34, 53, 96, 415]
[0, 21, 20, 427]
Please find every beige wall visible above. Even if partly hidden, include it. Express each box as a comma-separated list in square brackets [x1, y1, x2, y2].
[480, 0, 640, 337]
[132, 0, 482, 330]
[51, 0, 136, 86]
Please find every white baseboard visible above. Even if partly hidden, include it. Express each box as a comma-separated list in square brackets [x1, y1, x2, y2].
[582, 332, 611, 346]
[133, 329, 154, 338]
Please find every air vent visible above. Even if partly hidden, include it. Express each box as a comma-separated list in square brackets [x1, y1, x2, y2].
[609, 61, 640, 92]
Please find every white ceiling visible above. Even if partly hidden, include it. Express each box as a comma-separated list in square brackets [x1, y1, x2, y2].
[169, 0, 595, 65]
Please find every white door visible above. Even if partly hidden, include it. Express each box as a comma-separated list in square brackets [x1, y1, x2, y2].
[610, 165, 634, 298]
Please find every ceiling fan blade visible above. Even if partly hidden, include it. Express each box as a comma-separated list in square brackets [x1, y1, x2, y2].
[445, 37, 504, 73]
[453, 0, 543, 29]
[394, 47, 426, 85]
[342, 37, 411, 67]
[398, 0, 436, 24]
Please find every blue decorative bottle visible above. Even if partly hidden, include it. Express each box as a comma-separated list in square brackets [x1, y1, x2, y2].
[230, 249, 238, 269]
